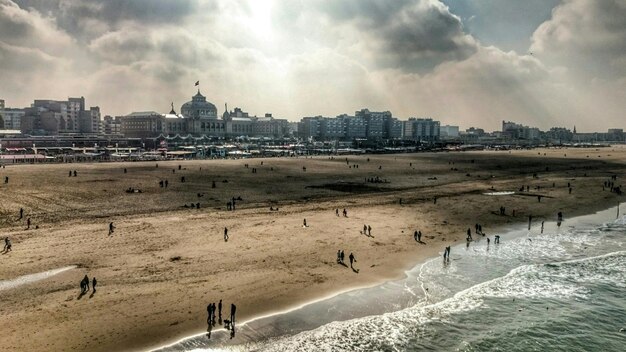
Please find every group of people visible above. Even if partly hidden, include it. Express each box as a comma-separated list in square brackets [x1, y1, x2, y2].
[361, 224, 373, 237]
[158, 180, 169, 188]
[79, 274, 97, 295]
[206, 300, 237, 339]
[335, 208, 348, 217]
[336, 250, 357, 270]
[413, 230, 422, 243]
[68, 170, 78, 177]
[226, 196, 242, 211]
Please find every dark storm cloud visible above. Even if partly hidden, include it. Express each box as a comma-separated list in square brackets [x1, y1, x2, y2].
[276, 0, 477, 72]
[13, 0, 202, 41]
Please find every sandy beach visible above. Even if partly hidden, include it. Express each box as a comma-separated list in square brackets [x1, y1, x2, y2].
[1, 147, 625, 352]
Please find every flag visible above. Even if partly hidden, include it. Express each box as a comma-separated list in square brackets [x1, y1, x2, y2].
[195, 81, 199, 86]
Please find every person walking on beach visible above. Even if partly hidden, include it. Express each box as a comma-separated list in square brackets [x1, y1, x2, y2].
[218, 299, 223, 323]
[363, 224, 367, 235]
[207, 303, 213, 326]
[466, 228, 472, 241]
[337, 249, 342, 263]
[414, 231, 418, 242]
[336, 209, 339, 217]
[495, 235, 500, 244]
[2, 237, 11, 253]
[92, 277, 97, 293]
[303, 218, 307, 227]
[19, 207, 23, 220]
[80, 275, 89, 294]
[108, 222, 115, 236]
[224, 227, 229, 242]
[349, 252, 356, 269]
[541, 221, 545, 234]
[26, 217, 31, 230]
[230, 303, 237, 327]
[528, 215, 532, 230]
[340, 250, 345, 264]
[343, 208, 347, 217]
[367, 225, 372, 237]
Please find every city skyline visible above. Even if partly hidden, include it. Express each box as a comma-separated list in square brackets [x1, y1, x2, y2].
[1, 0, 625, 131]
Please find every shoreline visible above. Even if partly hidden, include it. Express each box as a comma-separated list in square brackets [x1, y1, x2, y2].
[151, 200, 626, 351]
[1, 148, 624, 352]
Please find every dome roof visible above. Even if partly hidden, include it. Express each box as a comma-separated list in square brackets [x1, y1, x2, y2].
[181, 90, 217, 119]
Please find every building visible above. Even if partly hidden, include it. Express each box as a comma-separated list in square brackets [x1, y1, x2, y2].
[118, 91, 289, 140]
[355, 109, 391, 139]
[17, 97, 101, 135]
[403, 118, 440, 141]
[119, 111, 166, 138]
[440, 125, 460, 138]
[79, 107, 101, 134]
[181, 90, 222, 135]
[102, 115, 122, 135]
[502, 120, 540, 140]
[0, 107, 25, 130]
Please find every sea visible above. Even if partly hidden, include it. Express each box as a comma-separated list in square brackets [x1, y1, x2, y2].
[155, 204, 626, 352]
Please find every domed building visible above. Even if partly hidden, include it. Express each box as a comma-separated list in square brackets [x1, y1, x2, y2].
[181, 90, 217, 119]
[180, 90, 225, 136]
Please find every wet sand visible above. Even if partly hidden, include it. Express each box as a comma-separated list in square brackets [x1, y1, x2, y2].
[0, 146, 625, 352]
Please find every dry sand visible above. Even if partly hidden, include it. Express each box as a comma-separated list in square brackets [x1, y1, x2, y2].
[1, 146, 625, 351]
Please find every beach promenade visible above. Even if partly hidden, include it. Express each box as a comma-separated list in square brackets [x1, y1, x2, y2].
[1, 147, 624, 352]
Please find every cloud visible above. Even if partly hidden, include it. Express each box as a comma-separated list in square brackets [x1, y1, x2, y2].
[275, 0, 478, 72]
[531, 0, 626, 79]
[0, 0, 73, 55]
[0, 0, 624, 132]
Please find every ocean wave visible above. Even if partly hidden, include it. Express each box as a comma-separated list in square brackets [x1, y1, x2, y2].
[250, 251, 625, 352]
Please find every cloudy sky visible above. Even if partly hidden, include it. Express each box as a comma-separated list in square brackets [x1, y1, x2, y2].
[1, 0, 625, 131]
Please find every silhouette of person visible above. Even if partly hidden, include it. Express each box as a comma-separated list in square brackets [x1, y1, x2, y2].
[81, 275, 90, 294]
[303, 218, 307, 227]
[335, 209, 339, 217]
[108, 222, 115, 235]
[367, 225, 372, 236]
[349, 252, 356, 268]
[218, 299, 223, 323]
[92, 277, 97, 293]
[26, 218, 31, 230]
[224, 227, 229, 242]
[230, 303, 237, 327]
[340, 250, 345, 264]
[414, 231, 418, 242]
[19, 208, 23, 220]
[207, 303, 213, 325]
[337, 249, 341, 263]
[73, 170, 77, 177]
[3, 237, 11, 253]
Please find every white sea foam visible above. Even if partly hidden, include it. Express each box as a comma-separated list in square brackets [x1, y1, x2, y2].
[248, 251, 625, 352]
